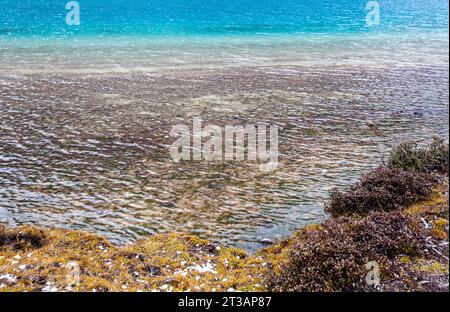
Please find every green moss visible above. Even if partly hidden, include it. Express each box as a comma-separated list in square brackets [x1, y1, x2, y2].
[414, 259, 449, 275]
[399, 256, 411, 264]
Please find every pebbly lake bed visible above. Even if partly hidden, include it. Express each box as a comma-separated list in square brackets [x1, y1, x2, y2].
[0, 61, 448, 251]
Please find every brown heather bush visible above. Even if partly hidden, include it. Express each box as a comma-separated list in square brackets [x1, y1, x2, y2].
[268, 212, 428, 292]
[326, 167, 436, 216]
[0, 224, 48, 251]
[388, 137, 449, 175]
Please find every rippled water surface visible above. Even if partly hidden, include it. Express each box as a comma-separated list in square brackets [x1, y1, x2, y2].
[1, 62, 448, 250]
[0, 1, 449, 250]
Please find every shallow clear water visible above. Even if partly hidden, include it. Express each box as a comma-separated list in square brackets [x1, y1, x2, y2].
[0, 1, 449, 250]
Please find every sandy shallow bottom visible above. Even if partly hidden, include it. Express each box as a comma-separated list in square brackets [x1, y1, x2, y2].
[0, 64, 448, 250]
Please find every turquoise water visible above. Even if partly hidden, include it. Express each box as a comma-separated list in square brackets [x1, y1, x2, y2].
[0, 0, 448, 73]
[0, 0, 448, 72]
[0, 0, 448, 37]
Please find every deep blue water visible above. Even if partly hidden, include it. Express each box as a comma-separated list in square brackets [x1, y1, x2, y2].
[0, 0, 448, 38]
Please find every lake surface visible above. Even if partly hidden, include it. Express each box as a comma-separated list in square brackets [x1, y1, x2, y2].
[0, 1, 449, 250]
[0, 0, 448, 37]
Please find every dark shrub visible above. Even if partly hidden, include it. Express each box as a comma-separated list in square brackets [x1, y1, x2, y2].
[0, 225, 48, 251]
[268, 212, 428, 292]
[326, 167, 435, 216]
[388, 137, 449, 174]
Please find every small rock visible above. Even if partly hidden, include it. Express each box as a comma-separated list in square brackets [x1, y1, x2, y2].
[0, 274, 17, 284]
[258, 238, 273, 245]
[366, 120, 376, 128]
[42, 285, 58, 292]
[160, 284, 169, 290]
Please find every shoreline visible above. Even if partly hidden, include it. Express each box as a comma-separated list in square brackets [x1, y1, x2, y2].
[1, 177, 448, 292]
[1, 31, 448, 75]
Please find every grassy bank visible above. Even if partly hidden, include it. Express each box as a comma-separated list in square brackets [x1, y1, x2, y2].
[1, 139, 448, 292]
